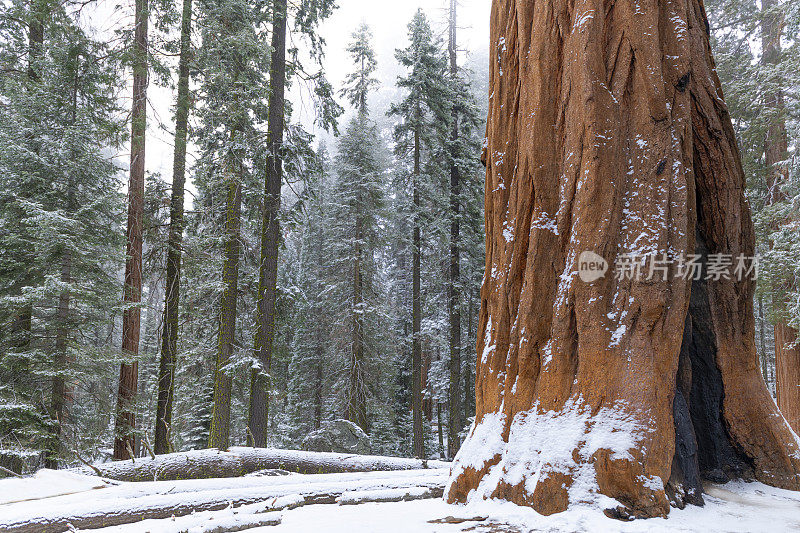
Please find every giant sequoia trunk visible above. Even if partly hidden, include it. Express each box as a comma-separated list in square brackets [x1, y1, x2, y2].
[447, 0, 800, 518]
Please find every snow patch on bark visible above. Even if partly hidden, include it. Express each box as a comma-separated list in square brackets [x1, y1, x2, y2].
[481, 317, 495, 364]
[449, 408, 507, 474]
[449, 397, 654, 508]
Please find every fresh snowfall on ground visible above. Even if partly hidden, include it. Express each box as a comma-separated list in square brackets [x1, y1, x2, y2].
[1, 462, 799, 532]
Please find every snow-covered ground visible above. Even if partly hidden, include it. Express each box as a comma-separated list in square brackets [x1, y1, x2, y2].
[265, 481, 800, 533]
[1, 469, 799, 532]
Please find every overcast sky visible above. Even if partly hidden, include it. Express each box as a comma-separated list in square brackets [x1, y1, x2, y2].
[292, 0, 490, 125]
[90, 0, 491, 187]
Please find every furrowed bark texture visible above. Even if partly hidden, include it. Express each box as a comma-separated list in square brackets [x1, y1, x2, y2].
[447, 0, 800, 517]
[114, 0, 148, 460]
[776, 324, 800, 432]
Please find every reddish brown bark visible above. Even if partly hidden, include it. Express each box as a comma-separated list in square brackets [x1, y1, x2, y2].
[760, 0, 800, 434]
[447, 0, 800, 517]
[114, 0, 148, 460]
[776, 324, 800, 432]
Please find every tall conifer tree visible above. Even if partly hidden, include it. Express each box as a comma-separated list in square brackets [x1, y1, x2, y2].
[390, 9, 449, 458]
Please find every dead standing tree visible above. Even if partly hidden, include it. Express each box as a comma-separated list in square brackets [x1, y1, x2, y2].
[447, 0, 800, 519]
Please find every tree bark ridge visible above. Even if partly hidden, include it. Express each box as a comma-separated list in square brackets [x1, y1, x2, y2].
[447, 0, 800, 517]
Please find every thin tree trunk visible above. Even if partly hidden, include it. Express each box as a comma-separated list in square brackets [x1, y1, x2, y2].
[313, 351, 323, 430]
[347, 206, 367, 429]
[464, 284, 474, 422]
[436, 401, 444, 459]
[114, 0, 148, 460]
[209, 136, 243, 451]
[26, 0, 44, 82]
[48, 251, 71, 469]
[411, 122, 423, 459]
[446, 0, 463, 460]
[761, 0, 799, 434]
[758, 294, 769, 388]
[248, 0, 286, 447]
[154, 0, 192, 456]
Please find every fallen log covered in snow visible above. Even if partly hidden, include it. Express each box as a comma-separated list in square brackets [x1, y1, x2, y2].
[0, 467, 449, 533]
[72, 447, 450, 482]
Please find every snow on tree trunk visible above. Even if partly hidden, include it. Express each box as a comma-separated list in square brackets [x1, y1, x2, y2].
[446, 0, 800, 518]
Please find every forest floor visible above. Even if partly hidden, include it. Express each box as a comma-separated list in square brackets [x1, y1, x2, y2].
[1, 466, 798, 532]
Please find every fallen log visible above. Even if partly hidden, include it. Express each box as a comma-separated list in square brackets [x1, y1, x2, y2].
[137, 510, 284, 533]
[72, 447, 450, 482]
[0, 468, 448, 533]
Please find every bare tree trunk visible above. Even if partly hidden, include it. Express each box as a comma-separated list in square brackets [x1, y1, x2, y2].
[447, 0, 800, 517]
[761, 0, 799, 434]
[313, 350, 323, 430]
[248, 0, 286, 448]
[47, 251, 71, 469]
[209, 130, 244, 451]
[114, 0, 148, 460]
[26, 0, 44, 81]
[758, 294, 769, 386]
[464, 284, 475, 422]
[347, 206, 367, 429]
[154, 0, 192, 456]
[412, 122, 424, 459]
[446, 0, 463, 461]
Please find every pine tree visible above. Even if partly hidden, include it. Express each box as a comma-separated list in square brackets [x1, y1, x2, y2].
[197, 0, 272, 451]
[248, 0, 287, 448]
[389, 9, 450, 459]
[338, 23, 381, 431]
[285, 147, 331, 441]
[0, 2, 124, 469]
[248, 0, 340, 447]
[443, 0, 485, 459]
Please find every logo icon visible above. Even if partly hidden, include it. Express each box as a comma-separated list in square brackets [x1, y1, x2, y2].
[578, 251, 608, 282]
